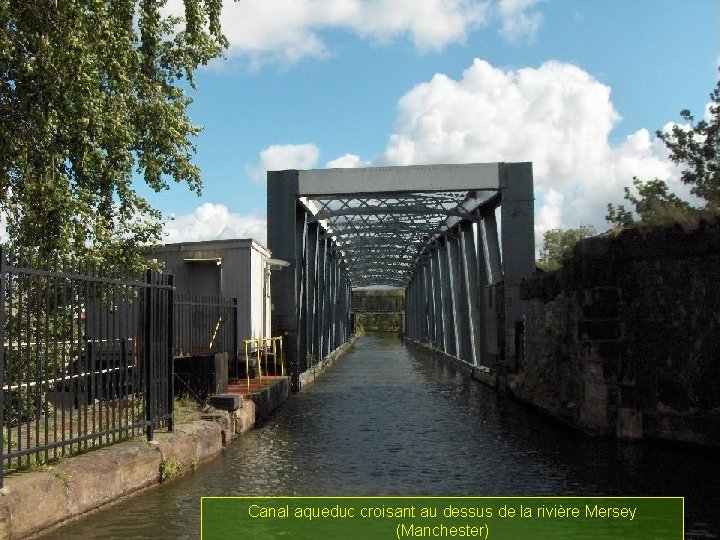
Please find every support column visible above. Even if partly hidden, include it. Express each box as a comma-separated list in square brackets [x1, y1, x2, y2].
[459, 220, 481, 366]
[267, 170, 301, 391]
[322, 238, 333, 358]
[423, 259, 434, 344]
[317, 234, 327, 360]
[478, 205, 500, 368]
[499, 162, 535, 373]
[329, 250, 338, 350]
[306, 222, 319, 365]
[407, 276, 416, 340]
[439, 239, 456, 357]
[296, 207, 308, 375]
[431, 247, 444, 350]
[447, 231, 465, 362]
[479, 206, 502, 284]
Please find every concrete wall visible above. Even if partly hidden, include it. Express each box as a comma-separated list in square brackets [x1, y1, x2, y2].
[152, 239, 272, 342]
[515, 220, 720, 445]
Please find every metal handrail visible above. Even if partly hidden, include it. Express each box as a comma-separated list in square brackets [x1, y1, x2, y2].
[242, 336, 284, 392]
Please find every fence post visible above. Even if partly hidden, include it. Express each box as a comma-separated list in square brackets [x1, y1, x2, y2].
[167, 274, 174, 432]
[144, 269, 154, 441]
[232, 298, 238, 378]
[0, 247, 5, 488]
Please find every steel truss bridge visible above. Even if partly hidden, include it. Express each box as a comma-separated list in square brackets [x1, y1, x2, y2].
[267, 163, 534, 390]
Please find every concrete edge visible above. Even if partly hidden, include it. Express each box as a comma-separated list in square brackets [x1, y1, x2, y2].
[403, 338, 497, 387]
[0, 395, 264, 540]
[299, 334, 360, 390]
[246, 377, 290, 422]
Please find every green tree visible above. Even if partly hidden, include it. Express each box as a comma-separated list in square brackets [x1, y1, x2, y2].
[606, 177, 696, 228]
[658, 74, 720, 208]
[0, 0, 230, 269]
[606, 72, 719, 229]
[538, 225, 597, 270]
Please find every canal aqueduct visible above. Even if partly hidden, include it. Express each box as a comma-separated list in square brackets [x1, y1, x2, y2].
[267, 162, 535, 391]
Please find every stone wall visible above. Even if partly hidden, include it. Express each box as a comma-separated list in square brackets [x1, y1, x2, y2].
[516, 219, 720, 445]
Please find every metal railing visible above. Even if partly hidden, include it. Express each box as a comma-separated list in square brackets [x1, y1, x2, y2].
[242, 337, 284, 392]
[0, 250, 174, 486]
[174, 295, 237, 358]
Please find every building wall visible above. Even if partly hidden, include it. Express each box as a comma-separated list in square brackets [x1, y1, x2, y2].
[151, 239, 272, 346]
[516, 220, 720, 445]
[249, 245, 271, 341]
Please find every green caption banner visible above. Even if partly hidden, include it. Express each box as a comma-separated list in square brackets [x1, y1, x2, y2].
[201, 496, 683, 539]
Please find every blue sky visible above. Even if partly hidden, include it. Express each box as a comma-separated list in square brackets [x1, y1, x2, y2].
[158, 0, 719, 245]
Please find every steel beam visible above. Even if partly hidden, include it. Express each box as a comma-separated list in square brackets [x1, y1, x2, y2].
[447, 233, 463, 361]
[306, 222, 319, 364]
[459, 220, 481, 365]
[298, 163, 500, 196]
[423, 261, 434, 344]
[431, 248, 444, 350]
[439, 240, 456, 356]
[296, 206, 308, 375]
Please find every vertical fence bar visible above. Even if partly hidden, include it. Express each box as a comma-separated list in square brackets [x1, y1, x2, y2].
[167, 274, 174, 432]
[0, 247, 5, 487]
[232, 298, 238, 378]
[80, 261, 88, 450]
[23, 253, 31, 465]
[144, 270, 153, 441]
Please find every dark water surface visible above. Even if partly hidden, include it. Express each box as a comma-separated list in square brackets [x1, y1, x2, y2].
[41, 334, 720, 539]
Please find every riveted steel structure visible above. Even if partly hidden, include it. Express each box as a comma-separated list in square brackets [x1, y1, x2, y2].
[267, 163, 534, 391]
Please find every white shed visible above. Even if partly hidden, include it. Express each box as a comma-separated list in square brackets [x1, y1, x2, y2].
[151, 239, 272, 343]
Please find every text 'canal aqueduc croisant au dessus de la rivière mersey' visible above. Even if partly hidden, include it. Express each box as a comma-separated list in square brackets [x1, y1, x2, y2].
[247, 503, 637, 521]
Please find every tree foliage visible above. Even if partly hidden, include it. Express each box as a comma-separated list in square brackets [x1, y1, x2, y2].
[606, 72, 719, 229]
[658, 75, 720, 208]
[605, 177, 696, 229]
[0, 0, 230, 269]
[538, 225, 597, 270]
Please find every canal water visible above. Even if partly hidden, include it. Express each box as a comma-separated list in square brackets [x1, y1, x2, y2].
[41, 334, 720, 539]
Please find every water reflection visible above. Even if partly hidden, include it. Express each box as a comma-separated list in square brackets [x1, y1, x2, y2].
[40, 334, 720, 539]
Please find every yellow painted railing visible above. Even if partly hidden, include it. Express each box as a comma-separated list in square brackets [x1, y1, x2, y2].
[242, 336, 285, 392]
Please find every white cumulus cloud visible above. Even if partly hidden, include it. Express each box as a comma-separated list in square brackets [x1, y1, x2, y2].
[219, 0, 489, 62]
[377, 58, 684, 242]
[497, 0, 544, 42]
[163, 203, 267, 245]
[165, 0, 544, 65]
[325, 153, 370, 168]
[246, 143, 320, 183]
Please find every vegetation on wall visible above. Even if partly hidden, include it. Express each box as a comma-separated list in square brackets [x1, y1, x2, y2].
[356, 313, 402, 333]
[353, 289, 404, 332]
[538, 225, 597, 271]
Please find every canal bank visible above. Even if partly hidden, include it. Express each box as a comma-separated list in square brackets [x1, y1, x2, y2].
[3, 334, 361, 539]
[0, 377, 286, 540]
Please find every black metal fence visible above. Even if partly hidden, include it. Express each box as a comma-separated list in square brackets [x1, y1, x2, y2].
[173, 295, 238, 398]
[0, 250, 174, 487]
[174, 295, 237, 358]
